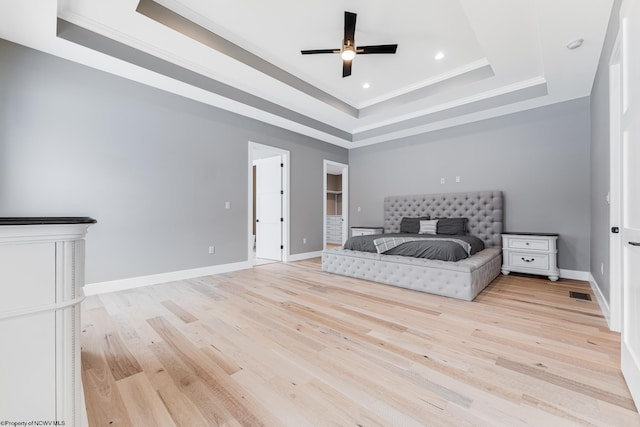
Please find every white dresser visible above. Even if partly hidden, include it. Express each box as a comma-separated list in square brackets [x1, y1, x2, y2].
[501, 232, 560, 281]
[326, 215, 343, 243]
[0, 217, 95, 426]
[351, 226, 384, 237]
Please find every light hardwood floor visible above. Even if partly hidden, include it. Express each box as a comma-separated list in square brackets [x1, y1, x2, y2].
[81, 258, 639, 426]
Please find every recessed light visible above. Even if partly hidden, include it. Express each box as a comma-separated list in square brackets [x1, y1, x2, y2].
[362, 82, 371, 89]
[434, 52, 445, 60]
[566, 38, 584, 50]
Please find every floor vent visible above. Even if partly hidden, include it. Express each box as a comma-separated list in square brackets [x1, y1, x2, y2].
[570, 291, 592, 301]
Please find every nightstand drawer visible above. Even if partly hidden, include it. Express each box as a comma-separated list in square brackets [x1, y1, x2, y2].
[351, 227, 384, 237]
[507, 238, 549, 251]
[352, 229, 375, 236]
[509, 252, 550, 270]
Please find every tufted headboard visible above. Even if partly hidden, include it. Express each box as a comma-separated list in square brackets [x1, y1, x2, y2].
[384, 190, 503, 248]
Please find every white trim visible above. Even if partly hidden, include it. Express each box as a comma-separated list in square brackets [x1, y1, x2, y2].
[352, 77, 547, 134]
[288, 251, 323, 262]
[83, 261, 251, 295]
[0, 223, 92, 244]
[0, 296, 85, 321]
[558, 269, 590, 281]
[622, 340, 640, 410]
[356, 59, 490, 108]
[609, 31, 623, 333]
[589, 273, 611, 329]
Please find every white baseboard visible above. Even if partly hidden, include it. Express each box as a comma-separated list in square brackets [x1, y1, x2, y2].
[85, 251, 323, 296]
[588, 273, 611, 329]
[288, 251, 323, 261]
[559, 269, 590, 281]
[84, 260, 252, 296]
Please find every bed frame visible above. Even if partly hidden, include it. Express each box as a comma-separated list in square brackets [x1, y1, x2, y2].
[322, 190, 503, 301]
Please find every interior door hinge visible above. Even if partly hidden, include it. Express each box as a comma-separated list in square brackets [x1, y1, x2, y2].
[280, 218, 284, 222]
[281, 163, 284, 167]
[280, 245, 284, 250]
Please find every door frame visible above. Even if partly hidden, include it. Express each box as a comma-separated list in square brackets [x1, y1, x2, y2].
[248, 142, 290, 265]
[609, 32, 622, 332]
[619, 0, 640, 408]
[323, 160, 349, 249]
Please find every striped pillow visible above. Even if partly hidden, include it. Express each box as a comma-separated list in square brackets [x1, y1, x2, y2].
[418, 219, 438, 235]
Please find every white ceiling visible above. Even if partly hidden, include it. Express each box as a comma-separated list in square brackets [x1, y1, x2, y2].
[0, 0, 613, 148]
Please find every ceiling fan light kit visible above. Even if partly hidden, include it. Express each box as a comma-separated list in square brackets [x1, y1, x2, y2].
[341, 46, 356, 61]
[301, 11, 398, 77]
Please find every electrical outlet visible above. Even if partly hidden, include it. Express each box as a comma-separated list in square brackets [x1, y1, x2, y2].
[208, 246, 215, 254]
[440, 178, 445, 184]
[225, 201, 231, 209]
[456, 176, 461, 183]
[357, 206, 361, 212]
[303, 238, 307, 244]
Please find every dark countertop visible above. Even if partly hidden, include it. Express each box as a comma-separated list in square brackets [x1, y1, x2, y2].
[0, 217, 97, 225]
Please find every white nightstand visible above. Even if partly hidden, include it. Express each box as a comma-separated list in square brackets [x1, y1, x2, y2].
[501, 232, 560, 281]
[351, 226, 384, 237]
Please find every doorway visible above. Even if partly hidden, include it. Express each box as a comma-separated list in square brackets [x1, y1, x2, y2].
[323, 161, 348, 250]
[248, 142, 290, 265]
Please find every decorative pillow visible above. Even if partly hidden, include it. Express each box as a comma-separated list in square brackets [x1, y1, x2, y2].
[418, 219, 438, 235]
[399, 216, 430, 233]
[436, 217, 468, 235]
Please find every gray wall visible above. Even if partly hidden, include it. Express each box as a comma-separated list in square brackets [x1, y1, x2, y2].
[590, 0, 622, 304]
[349, 98, 591, 271]
[0, 39, 347, 283]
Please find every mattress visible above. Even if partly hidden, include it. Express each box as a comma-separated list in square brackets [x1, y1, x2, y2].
[343, 232, 485, 261]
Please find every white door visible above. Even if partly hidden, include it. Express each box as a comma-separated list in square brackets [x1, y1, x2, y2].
[620, 0, 640, 406]
[255, 155, 283, 261]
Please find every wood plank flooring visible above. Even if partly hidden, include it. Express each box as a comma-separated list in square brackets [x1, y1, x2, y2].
[81, 258, 640, 426]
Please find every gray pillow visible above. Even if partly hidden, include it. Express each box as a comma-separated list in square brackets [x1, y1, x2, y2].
[399, 216, 430, 233]
[436, 217, 468, 235]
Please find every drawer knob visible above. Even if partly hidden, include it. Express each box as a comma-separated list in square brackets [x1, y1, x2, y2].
[526, 242, 530, 245]
[521, 257, 535, 263]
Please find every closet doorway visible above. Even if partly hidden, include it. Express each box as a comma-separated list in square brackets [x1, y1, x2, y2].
[249, 142, 290, 265]
[323, 161, 348, 250]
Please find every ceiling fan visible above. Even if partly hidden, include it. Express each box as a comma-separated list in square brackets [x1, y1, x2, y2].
[301, 11, 398, 78]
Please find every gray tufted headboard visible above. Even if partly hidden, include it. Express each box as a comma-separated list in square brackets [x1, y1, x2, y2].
[384, 190, 503, 248]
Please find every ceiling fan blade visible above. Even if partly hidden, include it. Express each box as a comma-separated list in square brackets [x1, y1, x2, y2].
[301, 49, 340, 55]
[342, 60, 352, 78]
[358, 44, 398, 54]
[344, 11, 357, 45]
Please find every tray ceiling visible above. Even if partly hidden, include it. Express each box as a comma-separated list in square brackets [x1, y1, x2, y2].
[0, 0, 614, 148]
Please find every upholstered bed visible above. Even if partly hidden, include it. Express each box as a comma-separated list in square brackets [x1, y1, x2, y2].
[322, 190, 503, 301]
